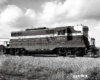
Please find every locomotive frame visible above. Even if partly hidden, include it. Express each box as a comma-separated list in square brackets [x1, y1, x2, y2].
[3, 25, 99, 56]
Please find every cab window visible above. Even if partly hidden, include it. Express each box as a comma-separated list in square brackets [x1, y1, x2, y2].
[57, 30, 65, 35]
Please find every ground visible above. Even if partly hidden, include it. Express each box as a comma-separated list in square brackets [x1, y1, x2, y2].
[0, 55, 100, 80]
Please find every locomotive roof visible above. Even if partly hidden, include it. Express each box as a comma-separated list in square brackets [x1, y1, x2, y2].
[11, 25, 88, 36]
[12, 26, 64, 32]
[26, 27, 48, 31]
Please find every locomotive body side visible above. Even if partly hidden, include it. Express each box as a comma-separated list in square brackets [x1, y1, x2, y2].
[6, 26, 90, 56]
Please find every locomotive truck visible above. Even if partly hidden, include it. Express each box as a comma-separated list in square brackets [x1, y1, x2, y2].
[3, 25, 99, 56]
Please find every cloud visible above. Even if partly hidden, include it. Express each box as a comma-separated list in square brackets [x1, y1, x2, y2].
[1, 0, 100, 29]
[0, 0, 8, 12]
[0, 0, 8, 4]
[11, 8, 37, 29]
[95, 22, 100, 30]
[25, 9, 36, 19]
[0, 4, 37, 28]
[0, 5, 24, 38]
[80, 0, 100, 20]
[37, 0, 100, 27]
[0, 5, 23, 24]
[36, 0, 83, 27]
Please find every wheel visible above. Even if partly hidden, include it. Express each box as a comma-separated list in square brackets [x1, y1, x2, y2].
[53, 49, 61, 56]
[62, 48, 67, 57]
[15, 49, 20, 55]
[21, 49, 26, 55]
[56, 48, 66, 56]
[19, 49, 24, 56]
[9, 49, 14, 55]
[82, 48, 87, 56]
[71, 49, 76, 57]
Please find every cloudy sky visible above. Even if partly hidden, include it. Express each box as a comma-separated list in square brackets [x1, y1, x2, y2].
[0, 0, 100, 46]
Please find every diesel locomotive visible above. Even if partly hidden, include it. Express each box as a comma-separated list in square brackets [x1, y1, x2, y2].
[3, 25, 99, 56]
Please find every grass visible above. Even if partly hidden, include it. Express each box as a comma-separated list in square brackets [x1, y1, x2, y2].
[0, 55, 100, 80]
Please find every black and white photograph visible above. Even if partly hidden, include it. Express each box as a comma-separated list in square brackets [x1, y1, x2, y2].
[0, 0, 100, 80]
